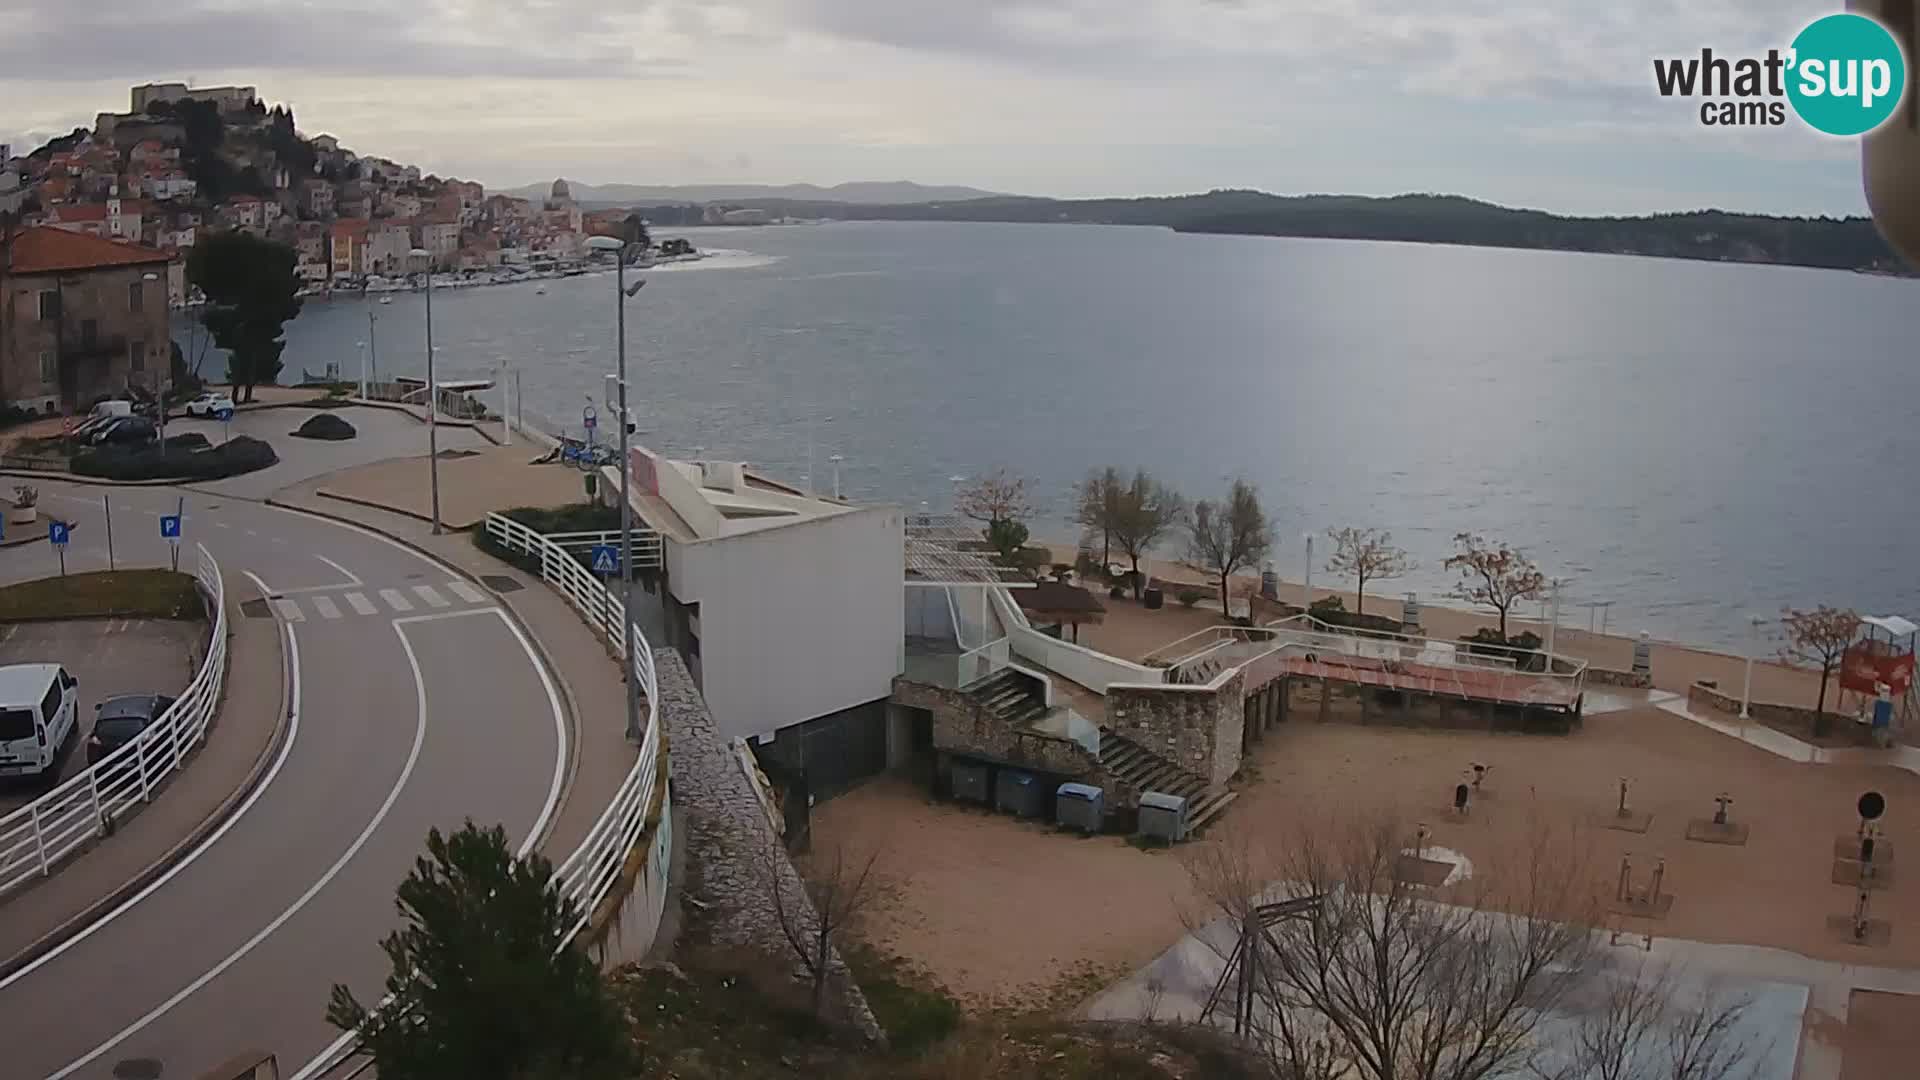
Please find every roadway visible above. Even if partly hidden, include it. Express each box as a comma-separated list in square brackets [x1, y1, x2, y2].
[0, 478, 567, 1080]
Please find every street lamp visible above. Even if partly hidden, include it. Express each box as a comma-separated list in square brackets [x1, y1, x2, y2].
[586, 233, 647, 743]
[409, 249, 441, 534]
[1740, 616, 1769, 721]
[1301, 532, 1314, 615]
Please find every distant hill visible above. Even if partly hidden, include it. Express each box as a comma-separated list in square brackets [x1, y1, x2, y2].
[625, 189, 1904, 275]
[505, 180, 1008, 207]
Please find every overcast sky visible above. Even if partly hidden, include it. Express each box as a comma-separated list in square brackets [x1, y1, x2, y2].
[0, 0, 1873, 215]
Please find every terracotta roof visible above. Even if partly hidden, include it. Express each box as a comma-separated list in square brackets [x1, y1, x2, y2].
[51, 203, 108, 222]
[6, 226, 172, 273]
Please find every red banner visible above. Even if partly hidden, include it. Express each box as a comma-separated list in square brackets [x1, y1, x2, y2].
[1841, 643, 1915, 696]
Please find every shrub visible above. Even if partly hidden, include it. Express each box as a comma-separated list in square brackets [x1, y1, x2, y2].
[73, 435, 278, 482]
[292, 413, 357, 441]
[1309, 595, 1346, 617]
[0, 403, 39, 429]
[163, 432, 211, 452]
[1178, 589, 1202, 607]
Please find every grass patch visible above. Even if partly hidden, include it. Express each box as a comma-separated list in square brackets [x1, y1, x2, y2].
[615, 960, 850, 1078]
[0, 569, 202, 621]
[841, 940, 961, 1055]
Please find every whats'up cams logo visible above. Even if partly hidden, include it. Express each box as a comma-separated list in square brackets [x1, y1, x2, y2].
[1653, 12, 1910, 135]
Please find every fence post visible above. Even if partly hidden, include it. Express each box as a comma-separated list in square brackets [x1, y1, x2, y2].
[170, 700, 185, 773]
[88, 764, 105, 829]
[136, 733, 151, 802]
[30, 801, 49, 877]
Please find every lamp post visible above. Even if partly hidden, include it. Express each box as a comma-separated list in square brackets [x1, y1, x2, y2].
[1301, 532, 1314, 615]
[355, 340, 366, 400]
[1740, 616, 1768, 721]
[828, 453, 844, 501]
[587, 234, 647, 743]
[409, 249, 441, 533]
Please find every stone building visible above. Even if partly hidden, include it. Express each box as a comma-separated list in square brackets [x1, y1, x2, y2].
[0, 227, 172, 411]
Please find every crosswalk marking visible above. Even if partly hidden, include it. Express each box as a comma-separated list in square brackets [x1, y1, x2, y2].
[446, 580, 487, 604]
[412, 584, 451, 609]
[344, 592, 378, 616]
[311, 595, 342, 620]
[273, 598, 305, 622]
[380, 588, 414, 612]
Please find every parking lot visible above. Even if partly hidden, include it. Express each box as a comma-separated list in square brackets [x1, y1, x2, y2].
[0, 618, 204, 810]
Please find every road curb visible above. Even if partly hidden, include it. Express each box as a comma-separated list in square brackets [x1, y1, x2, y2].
[261, 494, 584, 853]
[0, 581, 292, 983]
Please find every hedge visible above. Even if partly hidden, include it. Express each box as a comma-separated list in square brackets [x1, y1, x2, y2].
[73, 435, 279, 482]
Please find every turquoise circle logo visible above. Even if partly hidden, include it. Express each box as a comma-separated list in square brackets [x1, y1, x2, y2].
[1786, 13, 1908, 136]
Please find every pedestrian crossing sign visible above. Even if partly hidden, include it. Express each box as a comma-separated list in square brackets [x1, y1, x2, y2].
[590, 544, 619, 575]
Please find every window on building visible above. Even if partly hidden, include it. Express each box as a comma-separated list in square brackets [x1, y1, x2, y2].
[129, 339, 146, 372]
[39, 351, 55, 384]
[37, 290, 59, 321]
[80, 319, 97, 348]
[128, 280, 143, 311]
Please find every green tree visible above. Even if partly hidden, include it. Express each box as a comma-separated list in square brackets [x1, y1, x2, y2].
[1187, 479, 1273, 618]
[1074, 466, 1123, 569]
[326, 821, 630, 1080]
[986, 517, 1030, 566]
[187, 233, 302, 403]
[1110, 469, 1185, 600]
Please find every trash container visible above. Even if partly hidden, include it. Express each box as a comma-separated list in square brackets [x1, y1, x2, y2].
[1143, 587, 1164, 610]
[1055, 782, 1104, 833]
[996, 769, 1042, 818]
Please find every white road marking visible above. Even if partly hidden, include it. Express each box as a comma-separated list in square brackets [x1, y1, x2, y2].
[379, 588, 413, 612]
[244, 530, 257, 537]
[314, 554, 362, 586]
[297, 606, 567, 1080]
[214, 522, 230, 529]
[344, 592, 377, 616]
[445, 579, 487, 604]
[0, 571, 300, 992]
[272, 598, 304, 622]
[310, 595, 341, 620]
[50, 617, 429, 1080]
[411, 584, 450, 609]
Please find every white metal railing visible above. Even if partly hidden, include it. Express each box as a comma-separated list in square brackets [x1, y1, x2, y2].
[541, 529, 664, 571]
[482, 511, 663, 943]
[0, 544, 227, 901]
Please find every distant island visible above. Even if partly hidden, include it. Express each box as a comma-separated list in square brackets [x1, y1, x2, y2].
[617, 190, 1907, 276]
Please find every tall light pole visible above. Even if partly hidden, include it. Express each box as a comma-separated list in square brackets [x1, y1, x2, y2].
[409, 250, 442, 533]
[1301, 532, 1314, 615]
[1741, 616, 1768, 721]
[587, 234, 646, 742]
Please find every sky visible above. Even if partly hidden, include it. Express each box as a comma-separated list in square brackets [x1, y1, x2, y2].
[0, 0, 1877, 216]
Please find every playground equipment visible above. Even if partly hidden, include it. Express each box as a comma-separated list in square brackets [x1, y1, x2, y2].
[1198, 894, 1325, 1036]
[1610, 853, 1673, 918]
[1687, 791, 1749, 845]
[1839, 616, 1917, 739]
[1602, 776, 1653, 833]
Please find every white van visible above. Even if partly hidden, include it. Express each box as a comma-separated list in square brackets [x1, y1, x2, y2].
[0, 664, 78, 780]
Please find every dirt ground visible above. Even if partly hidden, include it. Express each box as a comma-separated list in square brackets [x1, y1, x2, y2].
[811, 703, 1920, 1007]
[1840, 990, 1920, 1080]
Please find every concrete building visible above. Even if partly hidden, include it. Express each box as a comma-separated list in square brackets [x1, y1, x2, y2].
[329, 219, 368, 276]
[364, 222, 413, 275]
[0, 227, 172, 410]
[0, 172, 27, 216]
[618, 447, 905, 782]
[413, 219, 460, 267]
[301, 179, 333, 218]
[130, 82, 258, 114]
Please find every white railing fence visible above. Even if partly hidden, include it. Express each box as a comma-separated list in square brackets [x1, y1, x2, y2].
[482, 511, 663, 944]
[0, 544, 228, 901]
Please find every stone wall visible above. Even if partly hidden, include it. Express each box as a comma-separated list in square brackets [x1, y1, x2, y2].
[894, 675, 1103, 780]
[661, 650, 882, 1041]
[1687, 680, 1867, 744]
[1107, 667, 1246, 789]
[1586, 667, 1652, 689]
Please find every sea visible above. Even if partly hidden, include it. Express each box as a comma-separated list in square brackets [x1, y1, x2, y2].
[174, 220, 1920, 651]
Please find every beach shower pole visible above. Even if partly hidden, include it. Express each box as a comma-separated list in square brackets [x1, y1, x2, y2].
[1741, 616, 1765, 720]
[410, 250, 441, 534]
[1545, 578, 1560, 665]
[1302, 533, 1314, 614]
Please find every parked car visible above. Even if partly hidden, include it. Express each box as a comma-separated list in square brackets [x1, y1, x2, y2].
[183, 392, 236, 418]
[87, 693, 176, 766]
[91, 416, 158, 446]
[0, 664, 78, 781]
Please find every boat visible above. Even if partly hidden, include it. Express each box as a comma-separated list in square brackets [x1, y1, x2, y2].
[378, 296, 393, 305]
[535, 285, 547, 295]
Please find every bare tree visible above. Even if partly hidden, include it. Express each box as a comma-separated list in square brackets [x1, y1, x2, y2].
[1074, 466, 1123, 569]
[1111, 469, 1186, 599]
[1779, 605, 1861, 732]
[1181, 815, 1607, 1080]
[1533, 956, 1757, 1080]
[1324, 527, 1415, 616]
[769, 840, 882, 1019]
[955, 468, 1033, 528]
[1188, 479, 1273, 618]
[1445, 532, 1546, 640]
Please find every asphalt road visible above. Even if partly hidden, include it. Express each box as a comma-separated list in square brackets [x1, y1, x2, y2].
[0, 478, 567, 1080]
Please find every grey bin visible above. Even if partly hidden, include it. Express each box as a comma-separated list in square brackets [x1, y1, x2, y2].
[996, 769, 1043, 818]
[1055, 782, 1104, 833]
[1137, 791, 1189, 844]
[950, 759, 991, 805]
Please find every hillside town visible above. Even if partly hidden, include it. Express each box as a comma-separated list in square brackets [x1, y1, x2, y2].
[0, 82, 648, 306]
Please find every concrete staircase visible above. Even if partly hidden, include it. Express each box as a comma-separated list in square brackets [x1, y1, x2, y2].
[972, 668, 1051, 728]
[1097, 730, 1238, 834]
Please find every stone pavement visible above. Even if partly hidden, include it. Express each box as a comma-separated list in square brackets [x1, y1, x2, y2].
[0, 591, 285, 978]
[311, 443, 590, 531]
[265, 477, 635, 870]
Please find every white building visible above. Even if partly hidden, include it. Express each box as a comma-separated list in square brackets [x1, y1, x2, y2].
[619, 447, 905, 761]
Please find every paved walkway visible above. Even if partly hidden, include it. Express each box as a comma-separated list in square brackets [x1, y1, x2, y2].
[267, 477, 637, 868]
[0, 590, 284, 977]
[312, 443, 591, 530]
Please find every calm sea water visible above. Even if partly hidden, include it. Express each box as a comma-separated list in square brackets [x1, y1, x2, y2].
[184, 221, 1920, 650]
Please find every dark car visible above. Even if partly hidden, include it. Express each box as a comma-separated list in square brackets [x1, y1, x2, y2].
[87, 693, 176, 766]
[91, 416, 158, 446]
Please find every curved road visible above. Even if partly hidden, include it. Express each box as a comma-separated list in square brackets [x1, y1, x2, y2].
[0, 479, 568, 1080]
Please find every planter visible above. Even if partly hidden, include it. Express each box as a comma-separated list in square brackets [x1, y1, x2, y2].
[7, 505, 36, 527]
[1143, 587, 1164, 610]
[1109, 585, 1126, 600]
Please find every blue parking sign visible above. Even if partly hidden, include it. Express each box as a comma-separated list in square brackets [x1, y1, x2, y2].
[160, 515, 182, 540]
[48, 521, 69, 546]
[213, 407, 235, 422]
[590, 544, 619, 575]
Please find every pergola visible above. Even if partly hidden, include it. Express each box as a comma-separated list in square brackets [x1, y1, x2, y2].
[1013, 579, 1107, 644]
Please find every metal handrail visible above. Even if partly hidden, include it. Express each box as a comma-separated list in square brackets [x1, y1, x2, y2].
[480, 511, 662, 942]
[0, 544, 227, 900]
